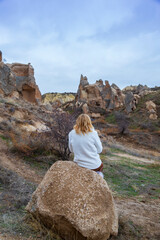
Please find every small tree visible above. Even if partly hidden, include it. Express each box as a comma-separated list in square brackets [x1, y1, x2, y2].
[48, 111, 79, 160]
[115, 111, 129, 135]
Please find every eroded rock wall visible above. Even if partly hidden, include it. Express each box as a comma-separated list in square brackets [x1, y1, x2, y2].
[0, 54, 41, 104]
[76, 75, 124, 113]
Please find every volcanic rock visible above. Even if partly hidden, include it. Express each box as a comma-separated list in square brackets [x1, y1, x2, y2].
[0, 53, 41, 104]
[0, 62, 16, 95]
[124, 92, 137, 113]
[26, 161, 118, 240]
[146, 101, 158, 120]
[42, 92, 75, 107]
[76, 75, 124, 112]
[82, 103, 89, 114]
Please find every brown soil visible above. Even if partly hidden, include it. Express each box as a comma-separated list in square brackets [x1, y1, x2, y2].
[0, 136, 42, 184]
[113, 197, 160, 240]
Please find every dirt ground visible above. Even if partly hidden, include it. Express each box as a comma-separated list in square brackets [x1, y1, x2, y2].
[0, 137, 43, 184]
[0, 134, 160, 240]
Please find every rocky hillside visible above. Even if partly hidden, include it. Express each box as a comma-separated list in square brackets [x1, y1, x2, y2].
[0, 52, 159, 151]
[73, 74, 159, 117]
[42, 92, 75, 107]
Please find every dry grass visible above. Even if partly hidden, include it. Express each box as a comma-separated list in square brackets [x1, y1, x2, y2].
[25, 214, 62, 240]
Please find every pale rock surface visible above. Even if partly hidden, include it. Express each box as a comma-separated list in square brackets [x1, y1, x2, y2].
[26, 161, 118, 240]
[122, 85, 137, 92]
[0, 116, 4, 122]
[82, 103, 89, 114]
[146, 101, 156, 112]
[90, 112, 101, 118]
[20, 121, 49, 132]
[42, 93, 75, 105]
[10, 91, 20, 99]
[133, 94, 140, 104]
[33, 121, 50, 132]
[13, 110, 25, 120]
[21, 124, 37, 132]
[149, 114, 158, 120]
[146, 101, 158, 120]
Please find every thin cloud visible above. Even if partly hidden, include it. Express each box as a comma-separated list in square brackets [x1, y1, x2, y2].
[0, 0, 160, 93]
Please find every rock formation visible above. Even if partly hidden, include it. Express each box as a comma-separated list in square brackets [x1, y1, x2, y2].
[146, 101, 158, 120]
[26, 161, 118, 240]
[0, 62, 17, 95]
[42, 92, 75, 107]
[76, 75, 124, 115]
[0, 51, 41, 104]
[122, 84, 150, 95]
[124, 92, 136, 113]
[75, 75, 158, 115]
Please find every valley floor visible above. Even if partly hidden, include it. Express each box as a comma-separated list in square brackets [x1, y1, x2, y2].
[0, 133, 160, 240]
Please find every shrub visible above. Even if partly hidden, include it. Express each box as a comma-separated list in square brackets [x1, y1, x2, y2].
[140, 121, 158, 132]
[7, 108, 80, 159]
[115, 111, 129, 135]
[48, 111, 78, 160]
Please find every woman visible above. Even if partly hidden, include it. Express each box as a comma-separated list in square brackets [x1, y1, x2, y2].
[68, 114, 104, 178]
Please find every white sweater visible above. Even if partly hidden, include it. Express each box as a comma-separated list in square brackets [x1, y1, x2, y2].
[68, 129, 103, 169]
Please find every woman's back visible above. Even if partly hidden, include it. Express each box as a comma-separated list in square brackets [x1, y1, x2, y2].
[69, 128, 102, 169]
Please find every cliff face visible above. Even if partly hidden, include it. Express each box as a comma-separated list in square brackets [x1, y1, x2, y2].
[75, 75, 157, 115]
[0, 52, 41, 104]
[76, 75, 124, 110]
[76, 74, 125, 112]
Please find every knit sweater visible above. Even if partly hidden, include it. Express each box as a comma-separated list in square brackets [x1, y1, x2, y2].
[68, 129, 103, 169]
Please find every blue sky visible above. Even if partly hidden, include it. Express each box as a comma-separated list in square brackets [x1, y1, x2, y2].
[0, 0, 160, 94]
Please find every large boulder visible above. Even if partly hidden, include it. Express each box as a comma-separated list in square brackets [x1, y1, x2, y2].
[146, 100, 156, 112]
[26, 161, 118, 240]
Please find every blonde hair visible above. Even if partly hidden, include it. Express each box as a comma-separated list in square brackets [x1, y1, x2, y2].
[74, 114, 93, 134]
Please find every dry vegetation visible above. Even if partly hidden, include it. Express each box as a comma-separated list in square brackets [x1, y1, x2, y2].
[0, 131, 160, 240]
[0, 91, 160, 240]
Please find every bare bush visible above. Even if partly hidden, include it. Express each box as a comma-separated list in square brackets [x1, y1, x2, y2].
[9, 110, 79, 159]
[140, 121, 158, 132]
[115, 111, 129, 135]
[48, 111, 78, 160]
